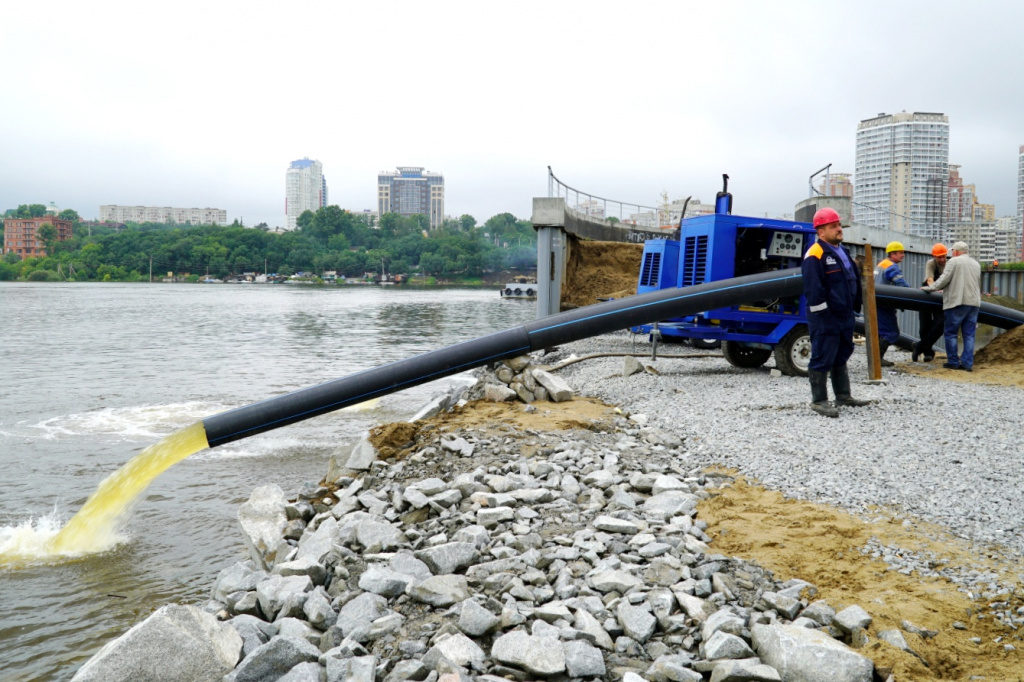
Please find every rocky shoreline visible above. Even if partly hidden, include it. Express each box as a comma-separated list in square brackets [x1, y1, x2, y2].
[71, 334, 1024, 681]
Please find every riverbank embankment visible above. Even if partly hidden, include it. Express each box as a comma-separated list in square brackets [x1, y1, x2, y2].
[71, 330, 1024, 681]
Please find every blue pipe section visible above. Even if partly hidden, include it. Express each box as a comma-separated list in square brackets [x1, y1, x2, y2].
[202, 270, 1024, 447]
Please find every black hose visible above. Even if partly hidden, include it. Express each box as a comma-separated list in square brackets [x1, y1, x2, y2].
[203, 272, 1023, 448]
[874, 283, 1024, 328]
[203, 268, 804, 447]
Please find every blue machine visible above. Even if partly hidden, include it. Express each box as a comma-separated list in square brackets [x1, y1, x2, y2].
[631, 176, 817, 375]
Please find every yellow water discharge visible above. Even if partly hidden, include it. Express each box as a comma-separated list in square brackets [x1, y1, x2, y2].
[43, 421, 210, 557]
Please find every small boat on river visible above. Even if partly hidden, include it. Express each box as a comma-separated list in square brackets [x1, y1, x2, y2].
[499, 279, 537, 299]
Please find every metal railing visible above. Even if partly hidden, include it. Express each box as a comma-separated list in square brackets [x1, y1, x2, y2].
[548, 166, 664, 227]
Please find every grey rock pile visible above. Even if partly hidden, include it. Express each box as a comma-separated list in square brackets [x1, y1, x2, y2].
[210, 414, 893, 682]
[471, 354, 576, 404]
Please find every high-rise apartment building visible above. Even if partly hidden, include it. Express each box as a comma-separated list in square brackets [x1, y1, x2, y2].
[285, 158, 327, 230]
[377, 166, 444, 229]
[946, 165, 975, 224]
[854, 112, 949, 242]
[995, 216, 1021, 262]
[816, 172, 853, 198]
[1018, 145, 1024, 255]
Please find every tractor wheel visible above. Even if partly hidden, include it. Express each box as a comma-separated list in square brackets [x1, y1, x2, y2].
[773, 325, 812, 377]
[722, 341, 772, 369]
[690, 338, 722, 350]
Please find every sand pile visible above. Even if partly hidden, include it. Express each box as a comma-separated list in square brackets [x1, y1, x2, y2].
[976, 323, 1024, 364]
[561, 238, 642, 308]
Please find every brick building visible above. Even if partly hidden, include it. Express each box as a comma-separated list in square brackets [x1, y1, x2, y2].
[2, 215, 74, 258]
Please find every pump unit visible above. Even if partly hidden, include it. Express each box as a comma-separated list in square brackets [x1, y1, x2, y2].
[632, 176, 817, 375]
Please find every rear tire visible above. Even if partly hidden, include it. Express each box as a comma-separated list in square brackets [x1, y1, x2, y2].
[690, 338, 721, 350]
[773, 325, 812, 377]
[722, 341, 772, 369]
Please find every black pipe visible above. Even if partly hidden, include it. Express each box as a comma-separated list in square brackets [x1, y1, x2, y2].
[203, 268, 804, 447]
[203, 327, 529, 447]
[874, 283, 1024, 329]
[203, 272, 1024, 448]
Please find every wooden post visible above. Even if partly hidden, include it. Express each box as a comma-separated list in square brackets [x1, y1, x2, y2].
[861, 244, 881, 380]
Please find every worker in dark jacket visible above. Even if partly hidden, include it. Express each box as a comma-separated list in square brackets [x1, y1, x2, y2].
[801, 208, 871, 417]
[874, 241, 910, 366]
[913, 243, 948, 362]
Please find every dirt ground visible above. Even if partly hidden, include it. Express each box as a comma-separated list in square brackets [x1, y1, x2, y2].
[561, 238, 642, 308]
[699, 477, 1024, 681]
[369, 397, 620, 458]
[899, 324, 1024, 388]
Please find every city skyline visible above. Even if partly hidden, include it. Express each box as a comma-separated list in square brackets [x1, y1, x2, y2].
[3, 2, 1024, 229]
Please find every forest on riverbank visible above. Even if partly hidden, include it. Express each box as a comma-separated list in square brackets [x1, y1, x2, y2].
[0, 205, 536, 283]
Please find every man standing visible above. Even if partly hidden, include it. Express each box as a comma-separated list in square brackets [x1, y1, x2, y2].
[921, 241, 981, 371]
[874, 241, 910, 366]
[802, 208, 871, 417]
[913, 243, 948, 362]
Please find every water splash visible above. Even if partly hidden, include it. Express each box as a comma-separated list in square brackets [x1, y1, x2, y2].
[0, 511, 67, 566]
[2, 396, 380, 566]
[0, 422, 210, 564]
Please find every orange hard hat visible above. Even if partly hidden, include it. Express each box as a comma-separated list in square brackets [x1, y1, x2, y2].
[812, 207, 841, 228]
[931, 243, 948, 257]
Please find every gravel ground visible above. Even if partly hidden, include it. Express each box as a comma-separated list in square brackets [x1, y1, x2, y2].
[549, 331, 1024, 573]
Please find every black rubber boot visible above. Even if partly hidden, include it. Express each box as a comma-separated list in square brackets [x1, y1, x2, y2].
[878, 341, 894, 367]
[832, 365, 871, 407]
[808, 370, 838, 417]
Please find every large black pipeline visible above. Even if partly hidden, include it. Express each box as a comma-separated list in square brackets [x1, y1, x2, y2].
[874, 283, 1024, 329]
[870, 283, 1024, 350]
[203, 268, 805, 447]
[202, 271, 1024, 448]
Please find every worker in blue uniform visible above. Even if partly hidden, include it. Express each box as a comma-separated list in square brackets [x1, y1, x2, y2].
[874, 241, 910, 366]
[801, 208, 871, 417]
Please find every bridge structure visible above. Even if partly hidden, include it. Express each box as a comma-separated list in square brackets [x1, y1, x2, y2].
[531, 169, 1024, 336]
[532, 167, 674, 316]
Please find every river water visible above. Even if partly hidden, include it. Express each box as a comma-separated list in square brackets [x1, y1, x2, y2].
[0, 282, 536, 681]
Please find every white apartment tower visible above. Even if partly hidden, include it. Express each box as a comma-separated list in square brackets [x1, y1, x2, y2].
[854, 112, 949, 242]
[1018, 145, 1024, 256]
[285, 158, 327, 230]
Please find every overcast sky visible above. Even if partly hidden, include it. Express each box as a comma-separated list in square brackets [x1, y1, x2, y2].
[3, 1, 1022, 227]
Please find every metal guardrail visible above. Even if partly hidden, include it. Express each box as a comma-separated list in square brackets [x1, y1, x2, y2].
[548, 166, 663, 226]
[981, 269, 1024, 303]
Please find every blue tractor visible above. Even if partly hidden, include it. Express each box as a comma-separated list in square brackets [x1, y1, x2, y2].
[631, 176, 817, 376]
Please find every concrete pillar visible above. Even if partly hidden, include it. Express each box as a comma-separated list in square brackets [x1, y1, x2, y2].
[532, 198, 567, 318]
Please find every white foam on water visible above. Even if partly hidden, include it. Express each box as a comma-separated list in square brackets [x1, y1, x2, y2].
[31, 401, 229, 440]
[0, 509, 123, 566]
[198, 434, 306, 460]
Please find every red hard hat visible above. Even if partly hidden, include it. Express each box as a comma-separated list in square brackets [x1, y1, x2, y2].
[812, 207, 841, 228]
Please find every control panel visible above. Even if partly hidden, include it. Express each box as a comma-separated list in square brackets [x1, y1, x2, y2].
[767, 230, 804, 258]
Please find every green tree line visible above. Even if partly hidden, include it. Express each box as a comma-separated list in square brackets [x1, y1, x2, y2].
[0, 205, 536, 283]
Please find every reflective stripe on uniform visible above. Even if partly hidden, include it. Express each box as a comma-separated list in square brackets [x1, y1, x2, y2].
[809, 302, 828, 312]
